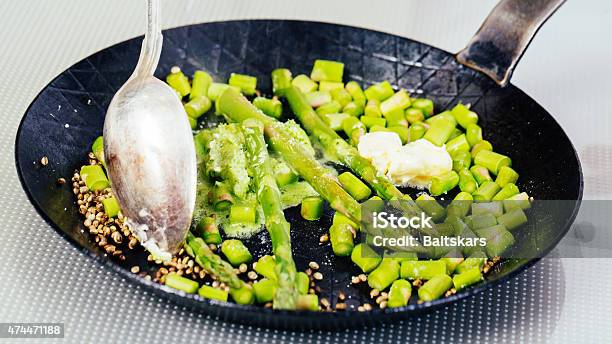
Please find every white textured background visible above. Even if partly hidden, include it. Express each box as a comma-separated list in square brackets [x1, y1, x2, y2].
[0, 1, 611, 343]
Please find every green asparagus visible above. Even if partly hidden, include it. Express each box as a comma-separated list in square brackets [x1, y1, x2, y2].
[418, 275, 453, 302]
[196, 216, 222, 244]
[217, 88, 362, 223]
[301, 196, 325, 220]
[329, 223, 355, 256]
[221, 239, 252, 266]
[186, 233, 252, 303]
[254, 255, 277, 281]
[242, 121, 299, 309]
[190, 70, 212, 100]
[283, 86, 419, 211]
[165, 273, 198, 293]
[387, 279, 412, 308]
[102, 197, 120, 218]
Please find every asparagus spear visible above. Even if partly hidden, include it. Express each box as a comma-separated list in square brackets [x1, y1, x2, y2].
[217, 88, 361, 223]
[185, 232, 244, 290]
[241, 120, 300, 309]
[282, 86, 420, 213]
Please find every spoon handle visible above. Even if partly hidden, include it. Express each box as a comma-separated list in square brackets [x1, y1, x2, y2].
[130, 0, 163, 80]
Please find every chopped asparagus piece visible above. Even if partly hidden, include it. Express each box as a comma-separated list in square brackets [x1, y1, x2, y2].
[221, 239, 253, 266]
[292, 74, 318, 93]
[310, 59, 344, 82]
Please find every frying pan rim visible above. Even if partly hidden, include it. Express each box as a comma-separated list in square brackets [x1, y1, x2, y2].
[13, 19, 584, 324]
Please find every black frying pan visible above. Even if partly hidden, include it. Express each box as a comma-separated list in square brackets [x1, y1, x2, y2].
[15, 0, 582, 330]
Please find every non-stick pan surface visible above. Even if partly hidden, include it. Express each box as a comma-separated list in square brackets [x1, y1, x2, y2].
[15, 20, 582, 330]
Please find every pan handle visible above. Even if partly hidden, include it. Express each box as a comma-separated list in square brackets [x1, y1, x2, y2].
[456, 0, 565, 87]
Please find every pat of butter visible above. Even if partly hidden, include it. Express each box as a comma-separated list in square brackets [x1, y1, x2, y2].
[357, 131, 403, 174]
[357, 132, 452, 189]
[387, 139, 452, 189]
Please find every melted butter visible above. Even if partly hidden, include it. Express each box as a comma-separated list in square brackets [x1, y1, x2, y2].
[357, 132, 452, 189]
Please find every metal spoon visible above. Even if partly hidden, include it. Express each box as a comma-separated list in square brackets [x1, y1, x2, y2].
[103, 0, 197, 261]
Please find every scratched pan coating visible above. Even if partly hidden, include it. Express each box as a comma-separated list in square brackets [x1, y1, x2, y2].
[15, 20, 582, 330]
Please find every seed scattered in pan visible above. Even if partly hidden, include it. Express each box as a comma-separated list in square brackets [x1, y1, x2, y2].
[131, 266, 140, 274]
[357, 306, 365, 312]
[40, 156, 48, 166]
[375, 296, 384, 304]
[319, 234, 329, 243]
[380, 292, 388, 299]
[412, 279, 423, 287]
[444, 288, 456, 297]
[358, 274, 367, 282]
[370, 289, 380, 298]
[247, 271, 258, 280]
[363, 303, 372, 311]
[338, 291, 346, 301]
[320, 298, 330, 308]
[351, 276, 360, 284]
[56, 178, 66, 186]
[308, 288, 315, 294]
[335, 302, 346, 310]
[308, 261, 319, 270]
[238, 263, 248, 273]
[483, 256, 501, 274]
[305, 268, 312, 276]
[379, 301, 387, 309]
[264, 302, 272, 308]
[209, 244, 217, 251]
[313, 272, 323, 280]
[111, 231, 123, 244]
[128, 237, 138, 250]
